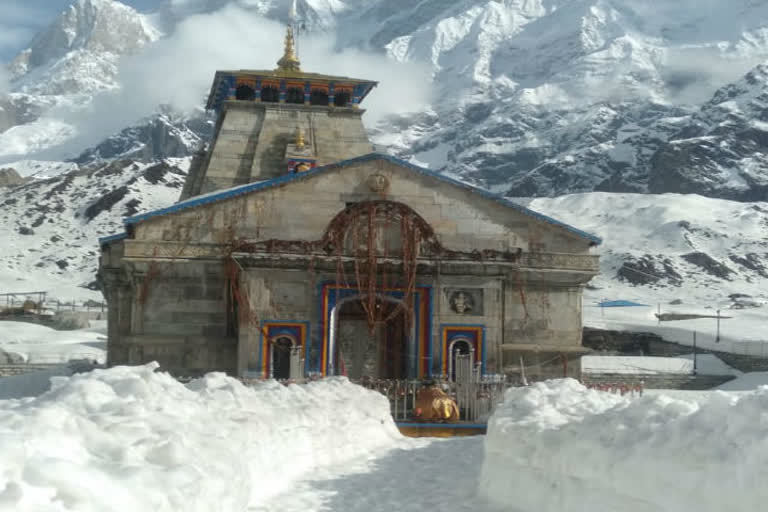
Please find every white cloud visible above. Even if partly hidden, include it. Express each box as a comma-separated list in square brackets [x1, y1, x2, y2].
[662, 47, 765, 104]
[48, 4, 432, 159]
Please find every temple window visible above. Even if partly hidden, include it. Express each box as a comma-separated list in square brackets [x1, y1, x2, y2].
[261, 86, 279, 103]
[334, 91, 350, 107]
[235, 85, 255, 101]
[310, 89, 329, 106]
[286, 87, 304, 104]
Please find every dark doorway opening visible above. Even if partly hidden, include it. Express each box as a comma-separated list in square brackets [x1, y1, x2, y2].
[272, 336, 293, 379]
[335, 298, 408, 379]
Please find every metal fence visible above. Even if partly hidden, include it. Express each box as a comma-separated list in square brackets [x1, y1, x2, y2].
[232, 370, 508, 423]
[1, 352, 105, 365]
[0, 297, 107, 314]
[351, 369, 507, 423]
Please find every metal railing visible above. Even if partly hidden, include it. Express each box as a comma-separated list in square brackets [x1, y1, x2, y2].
[289, 347, 304, 380]
[0, 297, 107, 315]
[0, 352, 105, 365]
[351, 369, 507, 423]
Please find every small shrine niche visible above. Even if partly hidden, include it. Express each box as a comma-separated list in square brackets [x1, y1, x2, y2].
[285, 126, 316, 173]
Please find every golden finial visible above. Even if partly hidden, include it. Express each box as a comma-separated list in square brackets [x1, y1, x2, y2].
[277, 26, 301, 72]
[295, 126, 305, 148]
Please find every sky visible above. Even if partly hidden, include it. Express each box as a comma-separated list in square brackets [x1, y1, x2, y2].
[0, 0, 159, 59]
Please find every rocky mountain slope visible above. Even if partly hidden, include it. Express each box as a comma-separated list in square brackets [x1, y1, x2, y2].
[525, 193, 768, 301]
[0, 158, 190, 299]
[9, 0, 159, 96]
[649, 63, 768, 201]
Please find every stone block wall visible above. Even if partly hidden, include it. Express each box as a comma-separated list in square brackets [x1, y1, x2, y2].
[103, 261, 237, 376]
[195, 102, 372, 195]
[135, 158, 595, 257]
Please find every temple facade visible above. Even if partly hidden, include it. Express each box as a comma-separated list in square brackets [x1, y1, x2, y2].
[98, 29, 601, 382]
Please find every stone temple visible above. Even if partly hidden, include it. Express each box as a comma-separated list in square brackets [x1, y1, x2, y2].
[98, 27, 601, 382]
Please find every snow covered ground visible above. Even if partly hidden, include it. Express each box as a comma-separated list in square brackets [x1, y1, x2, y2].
[583, 301, 768, 356]
[582, 353, 743, 376]
[717, 372, 768, 391]
[2, 367, 767, 512]
[480, 379, 768, 511]
[0, 320, 106, 364]
[582, 355, 693, 375]
[0, 366, 73, 400]
[0, 365, 407, 511]
[255, 436, 496, 512]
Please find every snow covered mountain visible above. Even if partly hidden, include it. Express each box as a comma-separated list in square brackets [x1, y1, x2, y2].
[0, 158, 190, 299]
[525, 193, 768, 301]
[3, 0, 768, 198]
[9, 0, 159, 96]
[649, 63, 768, 201]
[0, 0, 160, 160]
[1, 0, 768, 305]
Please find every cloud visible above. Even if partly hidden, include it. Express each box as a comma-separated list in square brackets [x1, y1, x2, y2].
[48, 4, 433, 159]
[662, 47, 764, 104]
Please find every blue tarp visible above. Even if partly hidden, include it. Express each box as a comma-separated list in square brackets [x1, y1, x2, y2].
[597, 300, 649, 307]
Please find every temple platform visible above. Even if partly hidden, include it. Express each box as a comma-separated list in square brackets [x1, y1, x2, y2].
[395, 422, 487, 438]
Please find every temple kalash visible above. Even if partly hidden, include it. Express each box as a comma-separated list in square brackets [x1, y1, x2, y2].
[98, 23, 601, 434]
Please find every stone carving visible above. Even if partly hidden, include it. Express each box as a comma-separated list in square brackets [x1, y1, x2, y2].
[446, 288, 483, 315]
[367, 172, 389, 193]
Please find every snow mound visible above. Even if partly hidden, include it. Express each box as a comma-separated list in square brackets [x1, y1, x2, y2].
[0, 364, 402, 511]
[480, 379, 768, 511]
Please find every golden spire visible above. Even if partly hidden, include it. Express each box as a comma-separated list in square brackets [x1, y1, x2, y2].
[295, 126, 305, 148]
[276, 26, 301, 72]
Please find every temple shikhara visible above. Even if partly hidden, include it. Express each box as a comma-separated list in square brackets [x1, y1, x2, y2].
[98, 23, 601, 388]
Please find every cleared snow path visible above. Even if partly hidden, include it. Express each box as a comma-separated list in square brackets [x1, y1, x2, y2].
[254, 437, 503, 512]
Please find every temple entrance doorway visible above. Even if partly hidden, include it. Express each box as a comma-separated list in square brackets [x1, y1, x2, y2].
[448, 338, 471, 382]
[271, 336, 294, 379]
[334, 297, 408, 379]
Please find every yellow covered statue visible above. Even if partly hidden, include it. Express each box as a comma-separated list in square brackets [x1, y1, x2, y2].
[413, 382, 459, 423]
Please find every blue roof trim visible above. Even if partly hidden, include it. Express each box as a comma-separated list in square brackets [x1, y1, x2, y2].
[597, 300, 649, 307]
[124, 153, 602, 245]
[98, 232, 128, 245]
